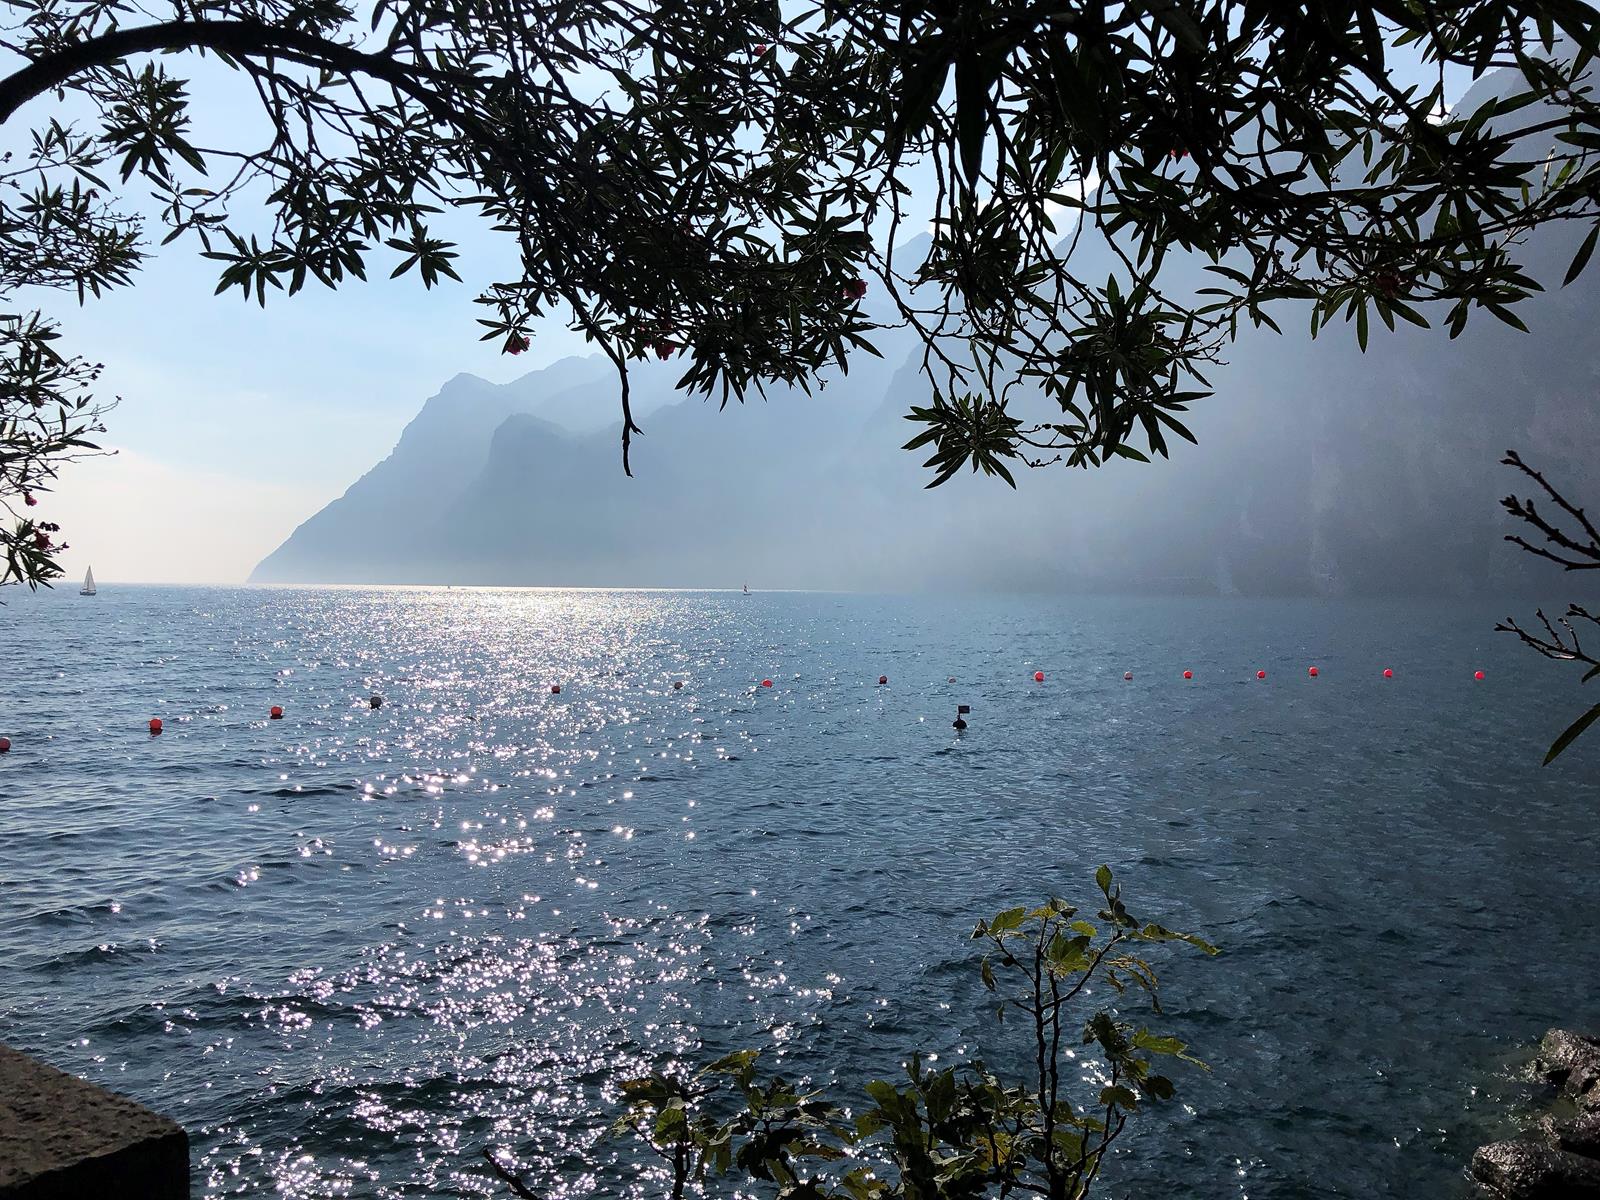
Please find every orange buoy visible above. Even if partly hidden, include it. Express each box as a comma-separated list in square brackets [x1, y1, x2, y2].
[1183, 670, 1193, 680]
[551, 684, 561, 694]
[1256, 670, 1267, 680]
[149, 718, 163, 735]
[1383, 668, 1393, 678]
[1308, 666, 1318, 678]
[1474, 670, 1485, 681]
[761, 679, 774, 688]
[1033, 670, 1045, 683]
[1123, 672, 1133, 681]
[878, 675, 888, 685]
[0, 736, 10, 753]
[270, 705, 284, 719]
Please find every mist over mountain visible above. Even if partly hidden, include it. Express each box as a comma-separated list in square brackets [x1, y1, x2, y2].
[252, 66, 1598, 596]
[250, 232, 1592, 595]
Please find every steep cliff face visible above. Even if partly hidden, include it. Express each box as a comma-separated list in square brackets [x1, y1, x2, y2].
[252, 226, 1599, 594]
[250, 359, 597, 582]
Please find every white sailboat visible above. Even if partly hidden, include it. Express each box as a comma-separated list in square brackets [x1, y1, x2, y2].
[80, 566, 96, 596]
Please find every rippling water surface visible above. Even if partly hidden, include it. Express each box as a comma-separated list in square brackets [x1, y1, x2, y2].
[3, 586, 1598, 1198]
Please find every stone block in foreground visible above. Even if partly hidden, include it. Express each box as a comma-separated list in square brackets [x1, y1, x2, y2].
[0, 1043, 187, 1199]
[1471, 1138, 1600, 1198]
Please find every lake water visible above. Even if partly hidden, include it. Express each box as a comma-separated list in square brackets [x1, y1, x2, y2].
[2, 586, 1597, 1198]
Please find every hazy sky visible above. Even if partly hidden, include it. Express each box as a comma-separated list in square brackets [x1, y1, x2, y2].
[38, 219, 583, 585]
[12, 54, 598, 586]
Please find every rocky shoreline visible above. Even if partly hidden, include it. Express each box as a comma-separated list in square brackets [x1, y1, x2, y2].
[1472, 1029, 1600, 1197]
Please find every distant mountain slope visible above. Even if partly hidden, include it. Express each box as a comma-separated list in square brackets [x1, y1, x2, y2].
[253, 176, 1600, 594]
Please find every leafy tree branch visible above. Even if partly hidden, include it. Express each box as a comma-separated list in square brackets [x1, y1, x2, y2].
[6, 1, 1600, 584]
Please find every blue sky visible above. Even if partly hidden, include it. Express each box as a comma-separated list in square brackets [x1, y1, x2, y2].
[40, 204, 590, 583]
[16, 54, 599, 584]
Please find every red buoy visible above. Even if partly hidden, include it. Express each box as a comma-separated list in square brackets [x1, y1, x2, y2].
[550, 684, 561, 694]
[1124, 672, 1133, 681]
[270, 705, 283, 719]
[1033, 670, 1045, 682]
[0, 737, 10, 753]
[1308, 666, 1319, 678]
[149, 718, 163, 735]
[878, 675, 888, 685]
[1383, 668, 1393, 679]
[1256, 670, 1267, 680]
[761, 679, 774, 688]
[1183, 670, 1193, 680]
[1474, 670, 1485, 681]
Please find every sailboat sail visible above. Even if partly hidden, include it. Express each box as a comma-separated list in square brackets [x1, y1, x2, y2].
[80, 567, 96, 596]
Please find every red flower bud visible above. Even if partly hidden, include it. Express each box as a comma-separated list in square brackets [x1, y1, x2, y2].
[23, 492, 36, 506]
[655, 341, 677, 360]
[33, 531, 49, 550]
[843, 278, 868, 300]
[505, 333, 529, 355]
[754, 43, 768, 55]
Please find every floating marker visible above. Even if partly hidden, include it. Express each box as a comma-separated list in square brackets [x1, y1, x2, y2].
[1308, 666, 1319, 678]
[1383, 668, 1393, 679]
[270, 705, 284, 720]
[1124, 672, 1133, 681]
[1475, 670, 1485, 681]
[370, 694, 383, 709]
[1183, 670, 1193, 680]
[149, 718, 163, 735]
[953, 703, 970, 731]
[1033, 671, 1045, 683]
[1256, 670, 1267, 680]
[948, 676, 957, 683]
[761, 679, 774, 688]
[0, 737, 10, 753]
[673, 681, 684, 691]
[551, 684, 562, 694]
[878, 675, 888, 685]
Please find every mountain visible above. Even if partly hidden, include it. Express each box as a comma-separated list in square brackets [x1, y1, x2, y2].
[250, 354, 677, 583]
[250, 236, 1594, 595]
[252, 72, 1600, 596]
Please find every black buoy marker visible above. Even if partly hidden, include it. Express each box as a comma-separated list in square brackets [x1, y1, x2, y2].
[953, 704, 970, 731]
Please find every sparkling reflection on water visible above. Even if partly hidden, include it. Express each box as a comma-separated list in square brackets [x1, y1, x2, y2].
[2, 586, 1598, 1198]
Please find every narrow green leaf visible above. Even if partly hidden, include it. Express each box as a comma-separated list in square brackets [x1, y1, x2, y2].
[1545, 701, 1600, 764]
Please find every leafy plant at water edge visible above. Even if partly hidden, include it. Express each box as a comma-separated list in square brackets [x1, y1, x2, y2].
[486, 867, 1218, 1199]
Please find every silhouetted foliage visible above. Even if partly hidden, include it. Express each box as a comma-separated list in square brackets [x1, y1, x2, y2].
[484, 869, 1217, 1199]
[4, 1, 1600, 582]
[1498, 450, 1600, 763]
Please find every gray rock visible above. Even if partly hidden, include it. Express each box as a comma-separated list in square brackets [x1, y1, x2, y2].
[1533, 1112, 1600, 1159]
[1536, 1029, 1600, 1081]
[1473, 1139, 1600, 1198]
[1534, 1030, 1600, 1110]
[0, 1042, 187, 1199]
